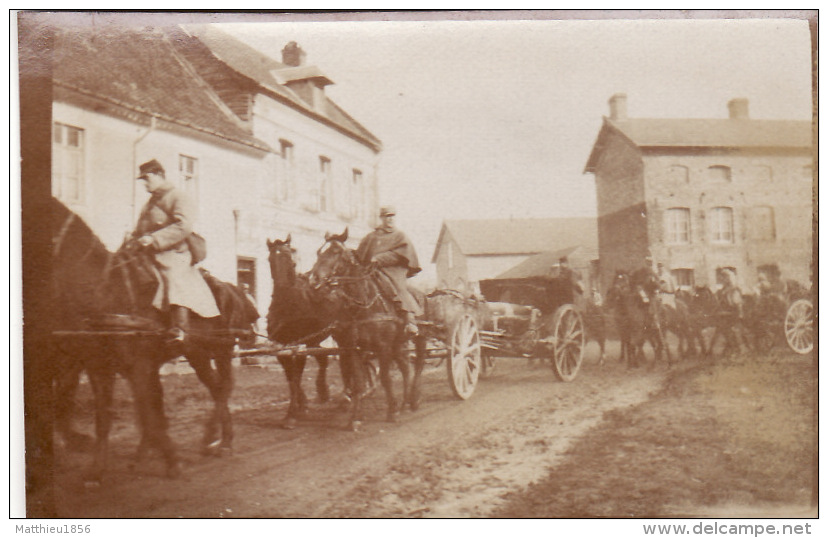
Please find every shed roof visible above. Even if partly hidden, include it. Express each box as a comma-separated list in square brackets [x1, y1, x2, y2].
[494, 245, 598, 280]
[52, 26, 270, 152]
[431, 218, 598, 263]
[584, 116, 813, 172]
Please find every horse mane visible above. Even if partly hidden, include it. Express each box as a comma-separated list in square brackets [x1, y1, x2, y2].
[52, 198, 135, 325]
[311, 237, 398, 322]
[266, 239, 334, 344]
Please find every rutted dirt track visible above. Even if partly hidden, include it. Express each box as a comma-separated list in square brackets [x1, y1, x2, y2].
[55, 342, 667, 517]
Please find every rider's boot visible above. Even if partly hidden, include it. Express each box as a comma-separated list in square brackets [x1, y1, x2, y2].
[404, 311, 419, 337]
[167, 305, 190, 345]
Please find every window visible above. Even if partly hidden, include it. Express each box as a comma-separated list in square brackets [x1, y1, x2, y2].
[668, 165, 689, 183]
[178, 155, 199, 210]
[708, 165, 732, 182]
[746, 206, 776, 241]
[709, 206, 734, 244]
[319, 156, 331, 212]
[52, 122, 85, 203]
[280, 139, 294, 162]
[277, 139, 294, 201]
[351, 169, 364, 219]
[664, 208, 691, 244]
[237, 257, 257, 301]
[672, 269, 695, 290]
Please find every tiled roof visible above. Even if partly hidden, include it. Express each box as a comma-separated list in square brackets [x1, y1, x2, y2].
[52, 26, 270, 152]
[612, 117, 812, 148]
[183, 24, 382, 152]
[432, 218, 598, 262]
[585, 116, 813, 172]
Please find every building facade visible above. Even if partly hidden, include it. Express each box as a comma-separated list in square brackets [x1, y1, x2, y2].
[584, 94, 813, 293]
[50, 24, 382, 318]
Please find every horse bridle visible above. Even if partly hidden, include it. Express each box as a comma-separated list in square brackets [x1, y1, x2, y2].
[313, 240, 390, 312]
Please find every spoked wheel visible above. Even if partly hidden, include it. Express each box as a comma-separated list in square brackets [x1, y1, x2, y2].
[447, 313, 482, 399]
[550, 304, 585, 382]
[785, 298, 813, 355]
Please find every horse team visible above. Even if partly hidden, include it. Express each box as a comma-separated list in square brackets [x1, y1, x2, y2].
[600, 265, 797, 369]
[50, 197, 798, 483]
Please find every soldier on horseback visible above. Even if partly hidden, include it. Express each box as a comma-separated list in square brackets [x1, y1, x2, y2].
[355, 205, 422, 336]
[657, 262, 678, 309]
[132, 159, 220, 344]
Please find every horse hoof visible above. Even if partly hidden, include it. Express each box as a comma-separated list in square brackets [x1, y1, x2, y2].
[166, 462, 183, 479]
[349, 420, 362, 432]
[201, 438, 224, 456]
[282, 417, 298, 430]
[82, 468, 104, 488]
[386, 412, 399, 423]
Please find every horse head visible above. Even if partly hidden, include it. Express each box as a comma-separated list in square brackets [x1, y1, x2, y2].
[267, 234, 297, 289]
[309, 228, 355, 289]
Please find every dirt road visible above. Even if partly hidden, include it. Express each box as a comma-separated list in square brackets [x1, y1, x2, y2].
[55, 342, 667, 517]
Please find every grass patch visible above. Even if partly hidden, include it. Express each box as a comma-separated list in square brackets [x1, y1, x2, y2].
[494, 356, 816, 518]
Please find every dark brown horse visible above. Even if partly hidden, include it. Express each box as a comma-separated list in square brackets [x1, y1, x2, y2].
[52, 198, 256, 482]
[308, 229, 426, 431]
[266, 234, 342, 429]
[605, 269, 673, 368]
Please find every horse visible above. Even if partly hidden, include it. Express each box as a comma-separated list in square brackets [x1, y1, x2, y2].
[605, 269, 673, 368]
[308, 228, 426, 431]
[630, 266, 674, 366]
[674, 288, 709, 357]
[51, 198, 257, 482]
[266, 234, 342, 429]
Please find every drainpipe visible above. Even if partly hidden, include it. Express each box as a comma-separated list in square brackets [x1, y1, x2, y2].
[233, 208, 241, 280]
[131, 116, 157, 228]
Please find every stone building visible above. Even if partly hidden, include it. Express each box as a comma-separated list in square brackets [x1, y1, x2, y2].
[584, 94, 813, 293]
[50, 23, 381, 317]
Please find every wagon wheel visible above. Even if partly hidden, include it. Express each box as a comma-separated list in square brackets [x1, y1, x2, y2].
[550, 304, 585, 382]
[447, 313, 482, 399]
[785, 298, 813, 355]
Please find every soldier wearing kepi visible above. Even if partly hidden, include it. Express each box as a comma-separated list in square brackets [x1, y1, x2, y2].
[133, 159, 220, 343]
[356, 205, 422, 336]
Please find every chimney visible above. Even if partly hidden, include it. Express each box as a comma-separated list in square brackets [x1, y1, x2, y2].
[608, 93, 628, 121]
[728, 98, 749, 119]
[281, 41, 306, 67]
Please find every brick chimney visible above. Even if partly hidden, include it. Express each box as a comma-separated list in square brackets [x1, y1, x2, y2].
[728, 98, 749, 119]
[609, 93, 628, 121]
[281, 41, 306, 67]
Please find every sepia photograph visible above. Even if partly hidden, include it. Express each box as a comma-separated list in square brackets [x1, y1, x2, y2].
[13, 9, 818, 527]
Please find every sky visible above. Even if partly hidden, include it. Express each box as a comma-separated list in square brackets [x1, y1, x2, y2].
[215, 14, 813, 282]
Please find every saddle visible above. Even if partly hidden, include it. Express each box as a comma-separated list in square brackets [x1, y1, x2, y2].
[85, 313, 163, 332]
[85, 270, 259, 334]
[199, 269, 260, 329]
